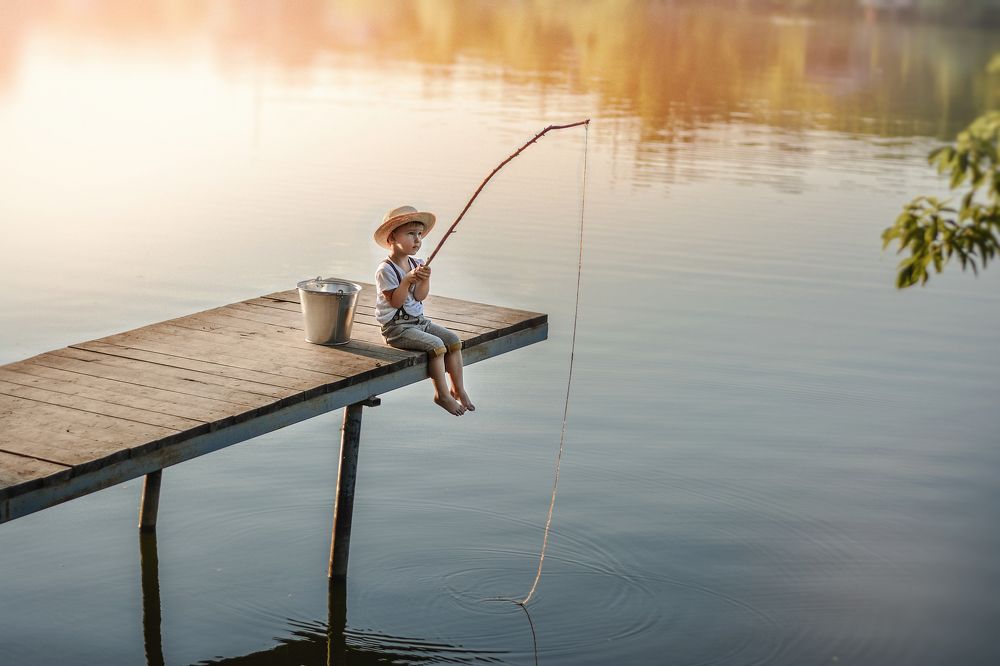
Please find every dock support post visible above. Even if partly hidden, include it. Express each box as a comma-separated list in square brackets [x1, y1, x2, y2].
[329, 397, 379, 581]
[139, 470, 163, 531]
[139, 531, 165, 666]
[327, 579, 348, 665]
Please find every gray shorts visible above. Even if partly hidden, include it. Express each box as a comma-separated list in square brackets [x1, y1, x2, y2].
[381, 315, 461, 358]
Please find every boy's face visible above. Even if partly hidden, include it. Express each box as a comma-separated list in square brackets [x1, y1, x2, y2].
[389, 221, 425, 254]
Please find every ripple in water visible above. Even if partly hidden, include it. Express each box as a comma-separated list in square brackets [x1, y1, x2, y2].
[337, 496, 786, 665]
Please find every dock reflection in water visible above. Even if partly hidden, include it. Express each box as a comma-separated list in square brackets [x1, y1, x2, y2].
[137, 532, 507, 666]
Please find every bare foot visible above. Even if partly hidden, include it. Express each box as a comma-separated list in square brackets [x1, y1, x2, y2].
[434, 394, 466, 416]
[451, 389, 475, 412]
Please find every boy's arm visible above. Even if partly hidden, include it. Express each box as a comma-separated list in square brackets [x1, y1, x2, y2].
[412, 265, 431, 301]
[378, 262, 415, 309]
[385, 274, 414, 309]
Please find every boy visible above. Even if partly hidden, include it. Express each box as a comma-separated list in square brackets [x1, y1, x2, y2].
[374, 205, 475, 416]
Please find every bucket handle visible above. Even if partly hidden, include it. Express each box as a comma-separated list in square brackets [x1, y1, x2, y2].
[316, 276, 346, 294]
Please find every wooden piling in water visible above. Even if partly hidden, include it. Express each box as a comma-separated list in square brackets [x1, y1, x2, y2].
[327, 578, 348, 664]
[139, 531, 165, 666]
[329, 399, 374, 581]
[139, 470, 163, 531]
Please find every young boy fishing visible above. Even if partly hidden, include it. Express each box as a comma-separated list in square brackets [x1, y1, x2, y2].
[374, 205, 475, 416]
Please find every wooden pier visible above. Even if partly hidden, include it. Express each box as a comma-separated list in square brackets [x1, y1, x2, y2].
[0, 284, 546, 578]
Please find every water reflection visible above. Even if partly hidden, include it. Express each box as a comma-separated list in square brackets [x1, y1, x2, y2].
[137, 532, 505, 665]
[139, 533, 164, 666]
[2, 0, 995, 140]
[191, 584, 507, 666]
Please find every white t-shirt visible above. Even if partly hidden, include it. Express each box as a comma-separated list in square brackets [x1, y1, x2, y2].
[375, 257, 425, 325]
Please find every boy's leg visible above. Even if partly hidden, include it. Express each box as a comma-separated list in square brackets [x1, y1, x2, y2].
[429, 354, 465, 416]
[444, 349, 475, 412]
[385, 320, 466, 416]
[423, 321, 475, 412]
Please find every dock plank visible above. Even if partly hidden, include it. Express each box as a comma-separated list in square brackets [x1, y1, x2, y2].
[0, 394, 180, 468]
[69, 341, 320, 391]
[241, 298, 397, 346]
[211, 301, 313, 328]
[158, 315, 398, 376]
[35, 349, 291, 405]
[91, 327, 347, 386]
[0, 451, 71, 494]
[210, 302, 410, 357]
[0, 364, 261, 423]
[0, 379, 204, 431]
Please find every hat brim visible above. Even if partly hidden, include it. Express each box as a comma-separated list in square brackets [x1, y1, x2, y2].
[374, 211, 436, 249]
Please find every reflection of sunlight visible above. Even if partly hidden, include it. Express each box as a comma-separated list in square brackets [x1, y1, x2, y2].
[3, 38, 241, 222]
[0, 1, 979, 294]
[0, 2, 990, 301]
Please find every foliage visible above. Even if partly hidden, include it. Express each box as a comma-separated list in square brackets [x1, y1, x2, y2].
[882, 110, 1000, 288]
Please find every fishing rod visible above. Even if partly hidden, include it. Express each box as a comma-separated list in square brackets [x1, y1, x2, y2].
[423, 119, 590, 267]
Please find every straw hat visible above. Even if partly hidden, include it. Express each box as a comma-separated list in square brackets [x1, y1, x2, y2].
[373, 205, 436, 249]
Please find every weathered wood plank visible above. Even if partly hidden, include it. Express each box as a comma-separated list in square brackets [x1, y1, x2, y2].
[70, 341, 320, 391]
[162, 312, 404, 373]
[26, 349, 289, 405]
[92, 326, 348, 386]
[0, 394, 181, 469]
[145, 321, 416, 392]
[210, 301, 309, 328]
[0, 379, 204, 431]
[140, 315, 406, 373]
[0, 450, 71, 493]
[240, 298, 396, 346]
[0, 364, 261, 423]
[208, 302, 409, 358]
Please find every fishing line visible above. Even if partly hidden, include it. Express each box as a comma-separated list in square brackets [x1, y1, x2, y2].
[436, 120, 589, 615]
[480, 122, 588, 663]
[517, 600, 541, 666]
[516, 120, 588, 607]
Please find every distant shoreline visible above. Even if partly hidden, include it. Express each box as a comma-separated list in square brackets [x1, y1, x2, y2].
[683, 0, 1000, 27]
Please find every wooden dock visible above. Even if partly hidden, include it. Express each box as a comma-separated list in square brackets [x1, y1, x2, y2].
[0, 284, 546, 576]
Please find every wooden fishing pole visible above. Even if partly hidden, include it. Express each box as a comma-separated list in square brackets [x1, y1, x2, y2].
[424, 119, 590, 266]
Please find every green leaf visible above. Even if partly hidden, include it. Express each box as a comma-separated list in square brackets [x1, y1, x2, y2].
[888, 96, 1000, 288]
[962, 190, 976, 214]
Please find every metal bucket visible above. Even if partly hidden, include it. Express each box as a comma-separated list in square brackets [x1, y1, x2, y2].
[297, 278, 362, 345]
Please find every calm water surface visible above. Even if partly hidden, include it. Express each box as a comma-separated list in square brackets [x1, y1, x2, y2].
[1, 3, 999, 664]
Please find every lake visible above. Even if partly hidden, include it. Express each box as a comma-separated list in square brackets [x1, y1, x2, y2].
[1, 2, 999, 664]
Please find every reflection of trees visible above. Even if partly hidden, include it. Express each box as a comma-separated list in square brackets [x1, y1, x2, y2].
[1, 1, 995, 139]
